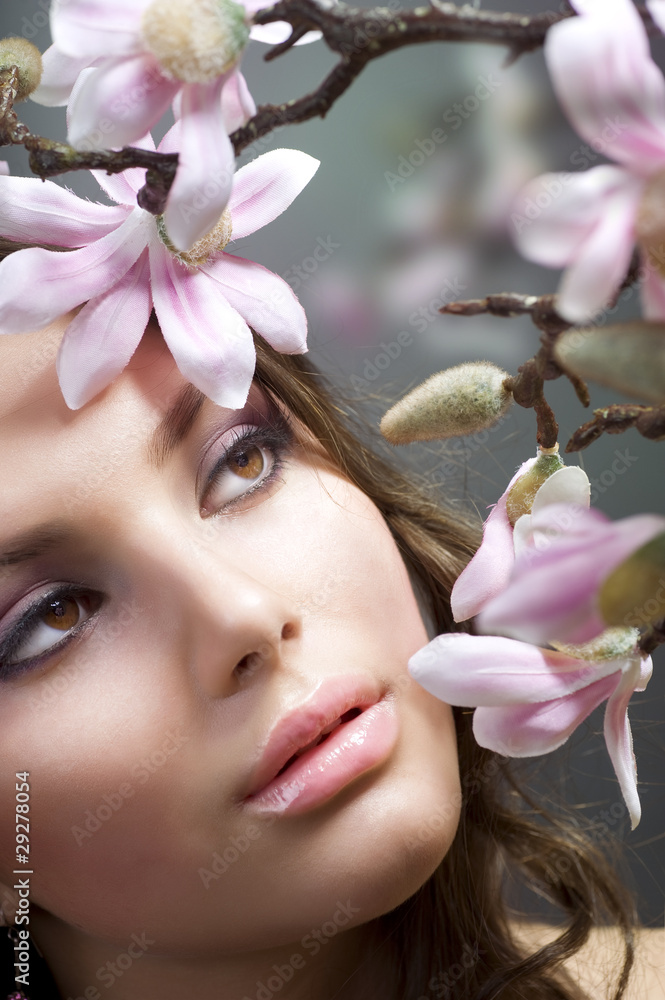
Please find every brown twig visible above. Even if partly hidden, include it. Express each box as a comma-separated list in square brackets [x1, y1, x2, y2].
[638, 620, 665, 656]
[0, 69, 179, 215]
[440, 252, 648, 449]
[233, 2, 659, 154]
[232, 1, 577, 154]
[565, 404, 665, 452]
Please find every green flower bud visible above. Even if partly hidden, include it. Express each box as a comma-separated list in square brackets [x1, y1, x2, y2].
[0, 37, 43, 102]
[599, 531, 665, 628]
[554, 322, 665, 404]
[380, 362, 512, 446]
[142, 0, 250, 83]
[504, 447, 564, 527]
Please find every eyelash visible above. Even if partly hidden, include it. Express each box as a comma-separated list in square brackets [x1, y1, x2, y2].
[201, 416, 294, 517]
[0, 588, 100, 682]
[0, 416, 296, 681]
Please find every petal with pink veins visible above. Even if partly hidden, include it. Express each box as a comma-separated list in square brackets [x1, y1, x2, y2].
[450, 456, 536, 622]
[556, 175, 643, 322]
[478, 507, 665, 645]
[162, 79, 234, 252]
[546, 0, 665, 174]
[67, 55, 178, 151]
[31, 46, 93, 107]
[51, 0, 146, 60]
[221, 69, 257, 133]
[514, 166, 640, 269]
[201, 255, 308, 353]
[408, 633, 622, 708]
[640, 262, 665, 319]
[603, 655, 652, 828]
[472, 670, 621, 756]
[0, 209, 149, 336]
[149, 242, 256, 409]
[56, 251, 152, 409]
[229, 148, 320, 240]
[0, 176, 129, 246]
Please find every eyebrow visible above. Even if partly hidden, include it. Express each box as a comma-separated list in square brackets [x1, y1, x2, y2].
[0, 524, 75, 570]
[0, 386, 209, 570]
[147, 383, 206, 468]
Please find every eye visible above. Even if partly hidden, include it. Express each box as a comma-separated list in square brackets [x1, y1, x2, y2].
[0, 588, 102, 678]
[201, 421, 292, 517]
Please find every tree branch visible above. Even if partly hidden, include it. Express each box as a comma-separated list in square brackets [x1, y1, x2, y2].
[565, 404, 665, 452]
[232, 0, 577, 154]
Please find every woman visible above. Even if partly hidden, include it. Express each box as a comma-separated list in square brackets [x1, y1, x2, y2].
[0, 305, 660, 999]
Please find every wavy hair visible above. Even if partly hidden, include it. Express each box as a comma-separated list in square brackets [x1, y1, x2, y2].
[253, 337, 638, 1000]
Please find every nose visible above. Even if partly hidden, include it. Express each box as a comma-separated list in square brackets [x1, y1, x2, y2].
[128, 521, 302, 699]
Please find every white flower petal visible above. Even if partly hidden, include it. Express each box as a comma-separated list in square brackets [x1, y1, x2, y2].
[56, 252, 152, 408]
[31, 46, 93, 107]
[201, 254, 308, 353]
[51, 0, 147, 60]
[162, 80, 235, 251]
[149, 241, 256, 408]
[67, 55, 178, 151]
[0, 210, 149, 335]
[229, 149, 320, 239]
[0, 177, 128, 245]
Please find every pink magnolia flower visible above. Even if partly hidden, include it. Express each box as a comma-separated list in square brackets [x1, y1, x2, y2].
[409, 631, 652, 827]
[512, 0, 665, 323]
[477, 504, 665, 645]
[0, 139, 318, 409]
[31, 0, 317, 250]
[451, 453, 590, 622]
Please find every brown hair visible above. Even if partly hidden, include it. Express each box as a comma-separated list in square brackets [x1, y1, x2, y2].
[253, 336, 637, 1000]
[0, 223, 638, 995]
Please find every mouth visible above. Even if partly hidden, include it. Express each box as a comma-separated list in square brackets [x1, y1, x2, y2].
[273, 707, 364, 779]
[243, 676, 399, 815]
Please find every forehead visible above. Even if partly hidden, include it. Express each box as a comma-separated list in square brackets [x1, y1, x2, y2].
[0, 320, 191, 530]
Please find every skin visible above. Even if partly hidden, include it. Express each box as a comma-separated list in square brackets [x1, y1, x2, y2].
[0, 316, 462, 1000]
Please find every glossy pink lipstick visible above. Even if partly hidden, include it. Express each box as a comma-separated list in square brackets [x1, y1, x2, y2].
[244, 676, 399, 815]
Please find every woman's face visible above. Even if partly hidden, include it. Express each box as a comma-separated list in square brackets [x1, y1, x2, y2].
[0, 317, 460, 962]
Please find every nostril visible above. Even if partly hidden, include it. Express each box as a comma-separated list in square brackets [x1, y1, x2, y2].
[281, 622, 297, 640]
[234, 653, 251, 675]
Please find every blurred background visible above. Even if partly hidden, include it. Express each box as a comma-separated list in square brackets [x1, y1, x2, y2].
[1, 0, 663, 924]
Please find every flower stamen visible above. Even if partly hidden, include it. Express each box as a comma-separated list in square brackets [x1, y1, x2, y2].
[141, 0, 250, 83]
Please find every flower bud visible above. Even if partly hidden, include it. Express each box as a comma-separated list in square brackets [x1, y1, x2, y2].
[550, 626, 639, 663]
[504, 447, 564, 526]
[554, 321, 665, 404]
[599, 531, 665, 628]
[0, 38, 42, 102]
[380, 362, 512, 445]
[141, 0, 250, 83]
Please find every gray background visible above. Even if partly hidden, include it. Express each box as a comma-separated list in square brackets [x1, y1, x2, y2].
[1, 0, 663, 924]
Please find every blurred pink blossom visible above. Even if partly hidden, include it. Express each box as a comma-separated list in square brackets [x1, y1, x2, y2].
[0, 140, 318, 409]
[512, 0, 665, 323]
[477, 504, 665, 645]
[409, 631, 652, 827]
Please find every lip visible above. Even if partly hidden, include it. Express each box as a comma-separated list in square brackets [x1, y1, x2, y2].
[243, 675, 399, 815]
